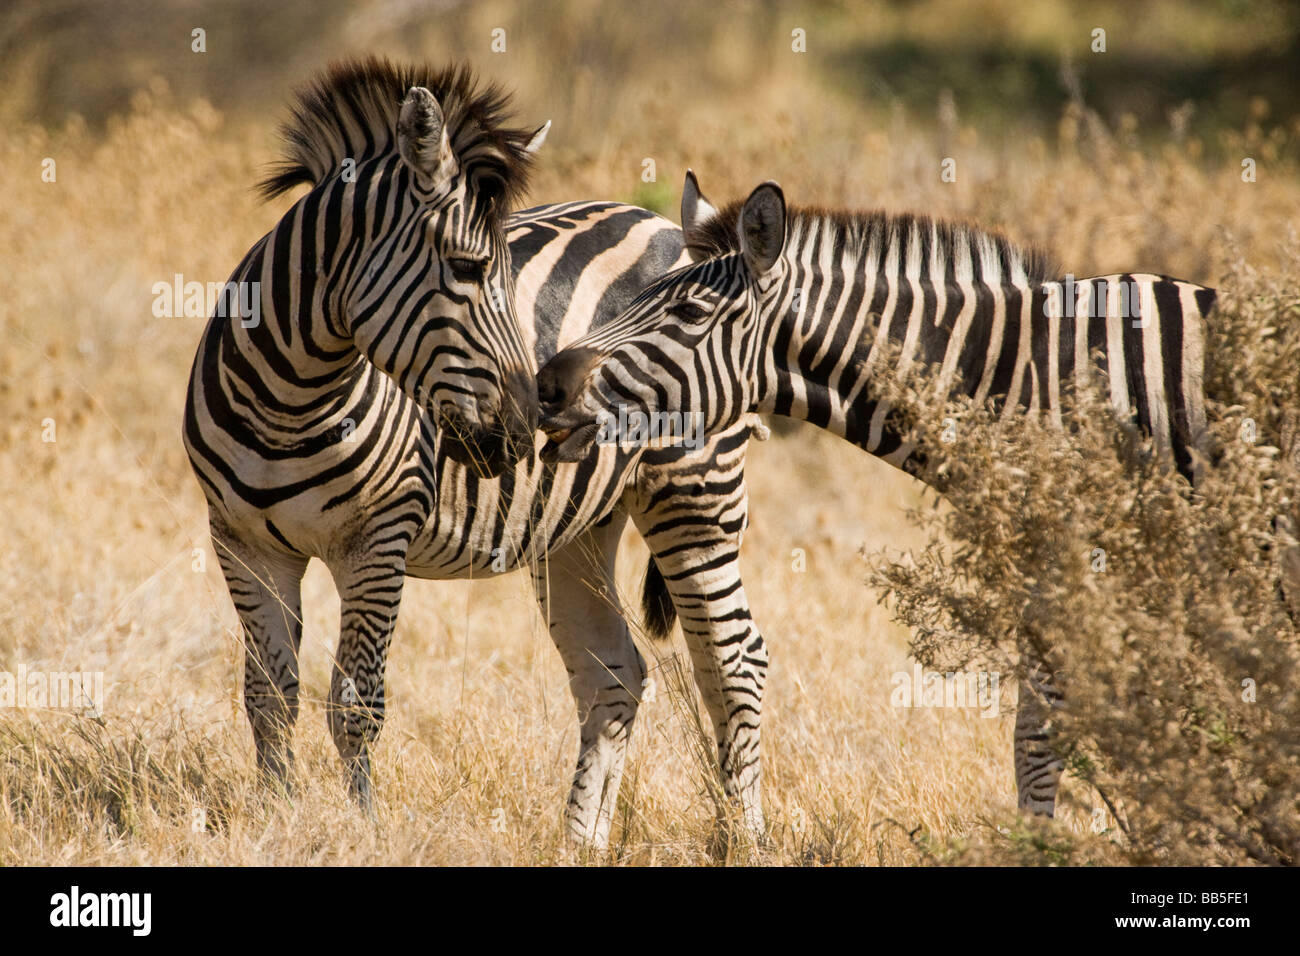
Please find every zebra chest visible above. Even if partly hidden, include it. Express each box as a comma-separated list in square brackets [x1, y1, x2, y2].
[403, 449, 634, 579]
[213, 419, 435, 564]
[404, 458, 547, 579]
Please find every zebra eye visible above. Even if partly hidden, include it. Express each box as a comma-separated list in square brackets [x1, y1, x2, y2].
[447, 257, 487, 283]
[667, 300, 710, 321]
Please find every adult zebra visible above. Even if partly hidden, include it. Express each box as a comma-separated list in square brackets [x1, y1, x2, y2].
[537, 171, 1218, 826]
[184, 59, 758, 847]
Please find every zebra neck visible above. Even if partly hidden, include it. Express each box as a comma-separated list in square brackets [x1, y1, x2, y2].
[755, 257, 1042, 484]
[214, 202, 371, 435]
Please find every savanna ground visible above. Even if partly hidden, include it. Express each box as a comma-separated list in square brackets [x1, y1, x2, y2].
[2, 0, 1298, 864]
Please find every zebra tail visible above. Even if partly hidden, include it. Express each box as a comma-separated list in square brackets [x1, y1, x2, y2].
[642, 559, 677, 641]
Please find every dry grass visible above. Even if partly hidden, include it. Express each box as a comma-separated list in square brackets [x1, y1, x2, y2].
[3, 1, 1299, 864]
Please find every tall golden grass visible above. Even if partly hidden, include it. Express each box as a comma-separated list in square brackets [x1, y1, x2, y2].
[3, 1, 1298, 864]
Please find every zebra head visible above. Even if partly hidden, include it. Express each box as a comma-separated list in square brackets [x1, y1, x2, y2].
[537, 172, 785, 462]
[284, 64, 548, 477]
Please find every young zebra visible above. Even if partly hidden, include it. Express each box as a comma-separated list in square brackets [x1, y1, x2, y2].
[537, 171, 1217, 825]
[185, 60, 760, 847]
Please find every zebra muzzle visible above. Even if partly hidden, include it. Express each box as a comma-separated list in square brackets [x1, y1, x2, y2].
[437, 402, 508, 477]
[539, 419, 600, 464]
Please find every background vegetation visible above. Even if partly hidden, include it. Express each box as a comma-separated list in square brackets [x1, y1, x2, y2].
[1, 0, 1296, 864]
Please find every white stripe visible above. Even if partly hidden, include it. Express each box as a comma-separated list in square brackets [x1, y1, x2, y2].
[1104, 277, 1130, 416]
[1179, 281, 1208, 476]
[1073, 279, 1092, 393]
[930, 220, 947, 328]
[1136, 276, 1170, 455]
[973, 284, 1005, 406]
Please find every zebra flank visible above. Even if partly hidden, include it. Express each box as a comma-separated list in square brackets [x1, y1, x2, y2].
[756, 213, 1213, 482]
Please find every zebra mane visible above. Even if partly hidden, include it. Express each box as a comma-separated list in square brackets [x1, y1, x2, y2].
[691, 202, 1060, 285]
[258, 56, 535, 213]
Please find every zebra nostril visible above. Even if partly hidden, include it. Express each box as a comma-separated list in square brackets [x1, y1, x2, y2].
[537, 377, 565, 409]
[538, 346, 602, 416]
[537, 363, 570, 415]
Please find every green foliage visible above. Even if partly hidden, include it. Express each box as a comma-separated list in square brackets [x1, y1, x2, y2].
[626, 180, 675, 216]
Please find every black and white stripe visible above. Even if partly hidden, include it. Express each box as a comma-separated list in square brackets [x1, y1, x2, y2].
[185, 61, 767, 847]
[537, 172, 1218, 822]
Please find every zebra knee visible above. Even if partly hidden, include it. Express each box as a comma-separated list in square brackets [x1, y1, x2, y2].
[328, 670, 386, 758]
[577, 682, 640, 748]
[745, 630, 769, 683]
[245, 688, 298, 737]
[571, 635, 646, 730]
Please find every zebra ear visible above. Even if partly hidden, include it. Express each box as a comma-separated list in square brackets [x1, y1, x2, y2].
[681, 170, 719, 260]
[525, 120, 551, 154]
[682, 170, 718, 230]
[738, 181, 786, 276]
[397, 86, 454, 185]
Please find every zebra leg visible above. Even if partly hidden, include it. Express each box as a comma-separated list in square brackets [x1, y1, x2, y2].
[531, 514, 644, 849]
[1014, 666, 1066, 815]
[326, 554, 407, 814]
[647, 546, 767, 840]
[211, 526, 309, 790]
[629, 436, 767, 841]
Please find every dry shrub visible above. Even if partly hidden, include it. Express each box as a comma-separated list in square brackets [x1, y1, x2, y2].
[870, 248, 1300, 865]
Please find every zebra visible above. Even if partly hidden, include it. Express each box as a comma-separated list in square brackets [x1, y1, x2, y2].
[184, 59, 761, 848]
[536, 170, 1218, 824]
